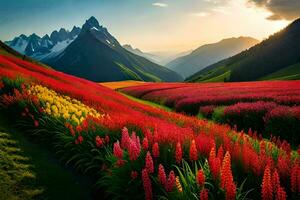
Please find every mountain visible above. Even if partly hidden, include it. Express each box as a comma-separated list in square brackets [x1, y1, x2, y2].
[44, 16, 182, 82]
[167, 37, 259, 78]
[123, 44, 159, 63]
[5, 26, 81, 60]
[187, 18, 300, 82]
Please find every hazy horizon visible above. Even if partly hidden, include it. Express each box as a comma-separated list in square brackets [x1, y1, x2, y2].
[1, 0, 299, 53]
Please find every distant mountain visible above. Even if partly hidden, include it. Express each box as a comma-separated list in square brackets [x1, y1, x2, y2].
[5, 26, 81, 60]
[123, 44, 159, 63]
[167, 37, 259, 78]
[187, 18, 300, 82]
[44, 16, 183, 82]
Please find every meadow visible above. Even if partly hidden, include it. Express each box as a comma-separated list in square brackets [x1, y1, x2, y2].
[0, 54, 299, 200]
[121, 81, 300, 146]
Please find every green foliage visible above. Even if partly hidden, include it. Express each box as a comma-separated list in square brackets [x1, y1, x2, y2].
[0, 132, 43, 200]
[212, 107, 225, 123]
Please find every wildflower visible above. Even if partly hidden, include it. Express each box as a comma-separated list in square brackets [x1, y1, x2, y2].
[275, 186, 286, 200]
[145, 151, 154, 174]
[121, 127, 130, 149]
[261, 165, 273, 200]
[175, 142, 182, 164]
[197, 169, 205, 187]
[200, 189, 209, 200]
[166, 170, 175, 192]
[152, 142, 159, 158]
[34, 120, 39, 127]
[142, 169, 152, 200]
[175, 176, 183, 192]
[113, 141, 123, 159]
[291, 163, 300, 193]
[129, 139, 140, 161]
[220, 152, 236, 200]
[158, 164, 167, 186]
[95, 136, 104, 148]
[217, 145, 224, 160]
[272, 169, 280, 191]
[105, 135, 110, 144]
[189, 139, 198, 161]
[142, 137, 149, 150]
[131, 171, 138, 180]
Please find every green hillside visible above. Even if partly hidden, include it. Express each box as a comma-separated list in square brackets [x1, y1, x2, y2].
[187, 18, 300, 82]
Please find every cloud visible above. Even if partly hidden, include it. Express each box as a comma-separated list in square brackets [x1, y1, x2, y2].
[152, 2, 168, 7]
[248, 0, 300, 20]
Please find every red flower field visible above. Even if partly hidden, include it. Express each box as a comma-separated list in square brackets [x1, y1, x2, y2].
[0, 54, 300, 199]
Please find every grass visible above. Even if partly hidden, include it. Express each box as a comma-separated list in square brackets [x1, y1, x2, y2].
[0, 131, 43, 200]
[121, 93, 172, 112]
[0, 112, 94, 200]
[100, 80, 147, 90]
[260, 63, 300, 80]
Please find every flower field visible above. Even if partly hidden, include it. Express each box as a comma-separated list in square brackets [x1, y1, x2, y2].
[121, 82, 300, 146]
[0, 54, 300, 200]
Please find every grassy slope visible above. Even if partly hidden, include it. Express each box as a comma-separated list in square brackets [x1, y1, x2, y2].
[0, 41, 51, 69]
[260, 62, 300, 80]
[121, 93, 172, 112]
[0, 113, 94, 200]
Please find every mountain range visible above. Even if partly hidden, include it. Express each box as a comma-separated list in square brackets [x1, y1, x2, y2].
[5, 17, 182, 82]
[187, 18, 300, 82]
[166, 37, 259, 78]
[43, 17, 183, 82]
[5, 26, 81, 60]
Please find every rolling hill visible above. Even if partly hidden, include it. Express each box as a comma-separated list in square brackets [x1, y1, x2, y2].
[44, 17, 183, 82]
[187, 18, 300, 82]
[166, 37, 258, 78]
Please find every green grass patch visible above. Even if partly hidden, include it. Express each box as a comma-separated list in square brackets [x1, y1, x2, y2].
[121, 93, 172, 112]
[260, 63, 300, 80]
[0, 113, 94, 200]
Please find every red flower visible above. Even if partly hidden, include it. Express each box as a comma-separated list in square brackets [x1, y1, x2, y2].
[121, 127, 130, 149]
[189, 139, 198, 161]
[166, 170, 175, 192]
[261, 165, 273, 200]
[145, 151, 154, 174]
[209, 147, 221, 180]
[113, 141, 123, 159]
[142, 169, 153, 200]
[158, 164, 167, 187]
[131, 171, 138, 180]
[217, 145, 224, 161]
[291, 162, 300, 193]
[75, 135, 83, 144]
[200, 189, 209, 200]
[152, 142, 159, 158]
[272, 169, 280, 192]
[129, 139, 140, 161]
[95, 136, 104, 148]
[197, 169, 205, 187]
[220, 152, 236, 200]
[175, 142, 182, 164]
[275, 186, 286, 200]
[34, 120, 39, 127]
[105, 135, 110, 144]
[142, 137, 149, 150]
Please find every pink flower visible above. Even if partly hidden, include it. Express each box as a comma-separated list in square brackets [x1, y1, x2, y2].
[113, 141, 123, 159]
[145, 151, 154, 174]
[152, 142, 159, 158]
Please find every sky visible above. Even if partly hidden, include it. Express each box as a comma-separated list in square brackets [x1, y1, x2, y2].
[0, 0, 299, 53]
